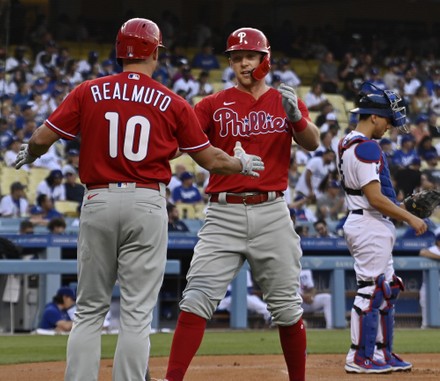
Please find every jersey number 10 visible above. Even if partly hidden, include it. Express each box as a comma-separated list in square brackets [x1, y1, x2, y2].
[105, 111, 150, 162]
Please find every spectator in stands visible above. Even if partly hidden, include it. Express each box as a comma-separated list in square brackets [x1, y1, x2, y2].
[403, 67, 422, 101]
[98, 59, 116, 77]
[153, 52, 172, 87]
[172, 66, 198, 103]
[294, 145, 313, 167]
[30, 193, 63, 226]
[295, 148, 336, 202]
[417, 135, 438, 161]
[303, 82, 329, 112]
[391, 134, 419, 169]
[191, 42, 220, 70]
[63, 164, 84, 205]
[430, 84, 440, 117]
[32, 144, 63, 170]
[3, 137, 26, 169]
[316, 179, 346, 221]
[167, 162, 187, 195]
[318, 51, 339, 94]
[62, 148, 79, 174]
[64, 58, 83, 87]
[0, 66, 15, 98]
[383, 59, 401, 91]
[36, 169, 65, 202]
[299, 269, 333, 329]
[19, 219, 34, 234]
[394, 156, 422, 198]
[171, 171, 204, 206]
[289, 194, 317, 224]
[418, 233, 440, 329]
[422, 152, 440, 187]
[194, 70, 214, 97]
[77, 50, 100, 80]
[313, 219, 337, 238]
[167, 203, 189, 232]
[216, 269, 271, 325]
[318, 113, 340, 152]
[341, 62, 367, 101]
[337, 51, 357, 89]
[47, 216, 67, 234]
[39, 286, 75, 333]
[410, 86, 431, 122]
[411, 114, 431, 146]
[273, 57, 301, 88]
[0, 181, 29, 217]
[367, 67, 386, 90]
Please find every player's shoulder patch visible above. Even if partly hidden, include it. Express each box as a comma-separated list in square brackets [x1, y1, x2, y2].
[354, 140, 381, 163]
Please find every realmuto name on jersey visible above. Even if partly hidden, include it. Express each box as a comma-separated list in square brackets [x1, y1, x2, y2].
[90, 82, 171, 111]
[213, 107, 288, 136]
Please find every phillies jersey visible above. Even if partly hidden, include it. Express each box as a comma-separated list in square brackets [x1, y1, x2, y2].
[195, 86, 310, 193]
[45, 72, 210, 185]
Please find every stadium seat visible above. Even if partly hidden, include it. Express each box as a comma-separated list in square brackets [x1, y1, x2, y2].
[175, 203, 197, 219]
[212, 81, 224, 93]
[54, 200, 80, 218]
[0, 167, 29, 195]
[324, 94, 349, 124]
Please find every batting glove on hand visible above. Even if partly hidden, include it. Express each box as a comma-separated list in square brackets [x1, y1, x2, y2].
[15, 144, 38, 169]
[278, 83, 302, 122]
[234, 141, 265, 177]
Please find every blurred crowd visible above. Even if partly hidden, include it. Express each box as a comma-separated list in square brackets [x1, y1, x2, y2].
[1, 14, 440, 238]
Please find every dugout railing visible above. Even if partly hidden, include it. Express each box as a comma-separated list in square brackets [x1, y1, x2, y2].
[0, 234, 439, 330]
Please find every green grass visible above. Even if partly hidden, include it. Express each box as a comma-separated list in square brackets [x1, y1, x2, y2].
[1, 329, 439, 365]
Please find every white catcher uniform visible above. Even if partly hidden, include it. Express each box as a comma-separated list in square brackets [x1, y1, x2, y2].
[338, 131, 402, 366]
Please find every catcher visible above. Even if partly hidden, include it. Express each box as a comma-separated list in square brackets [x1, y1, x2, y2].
[337, 82, 427, 374]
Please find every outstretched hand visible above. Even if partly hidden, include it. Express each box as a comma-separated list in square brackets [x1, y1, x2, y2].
[278, 83, 302, 122]
[234, 141, 265, 177]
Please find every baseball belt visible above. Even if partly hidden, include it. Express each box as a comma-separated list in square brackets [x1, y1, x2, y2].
[209, 191, 283, 205]
[86, 182, 160, 191]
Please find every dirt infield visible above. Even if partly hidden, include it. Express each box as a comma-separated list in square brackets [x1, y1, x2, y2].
[1, 354, 440, 381]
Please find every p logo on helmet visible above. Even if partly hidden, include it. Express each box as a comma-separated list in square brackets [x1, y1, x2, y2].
[225, 27, 271, 81]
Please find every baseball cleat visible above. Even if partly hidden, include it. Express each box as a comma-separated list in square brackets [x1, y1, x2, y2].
[387, 353, 412, 372]
[345, 355, 392, 374]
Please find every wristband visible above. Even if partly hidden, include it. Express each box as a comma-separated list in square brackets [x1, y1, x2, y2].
[291, 117, 308, 133]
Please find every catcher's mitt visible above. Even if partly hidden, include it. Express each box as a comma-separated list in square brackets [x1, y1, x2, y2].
[404, 189, 440, 218]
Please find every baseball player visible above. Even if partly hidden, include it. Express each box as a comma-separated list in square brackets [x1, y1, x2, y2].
[161, 27, 320, 381]
[14, 18, 264, 381]
[338, 82, 427, 374]
[299, 269, 333, 329]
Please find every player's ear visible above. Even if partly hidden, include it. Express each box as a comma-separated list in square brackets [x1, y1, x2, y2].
[152, 47, 159, 61]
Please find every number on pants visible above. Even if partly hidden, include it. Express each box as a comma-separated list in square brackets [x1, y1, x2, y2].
[105, 111, 151, 161]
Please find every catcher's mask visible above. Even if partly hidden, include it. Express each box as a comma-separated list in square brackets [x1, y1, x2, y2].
[115, 18, 165, 66]
[350, 81, 408, 133]
[225, 27, 271, 80]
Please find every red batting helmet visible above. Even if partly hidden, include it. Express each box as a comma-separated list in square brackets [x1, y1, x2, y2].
[115, 18, 165, 62]
[225, 27, 270, 55]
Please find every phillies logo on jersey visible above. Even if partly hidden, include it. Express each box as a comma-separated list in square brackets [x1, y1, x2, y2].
[238, 32, 247, 44]
[213, 108, 287, 137]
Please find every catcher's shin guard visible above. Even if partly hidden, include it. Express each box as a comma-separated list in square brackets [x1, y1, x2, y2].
[352, 274, 390, 359]
[377, 275, 411, 371]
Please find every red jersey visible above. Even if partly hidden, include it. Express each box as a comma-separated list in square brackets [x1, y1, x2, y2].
[194, 87, 310, 193]
[45, 72, 210, 185]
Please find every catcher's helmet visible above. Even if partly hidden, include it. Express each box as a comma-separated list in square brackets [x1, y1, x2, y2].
[225, 27, 270, 54]
[350, 82, 408, 132]
[115, 18, 165, 63]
